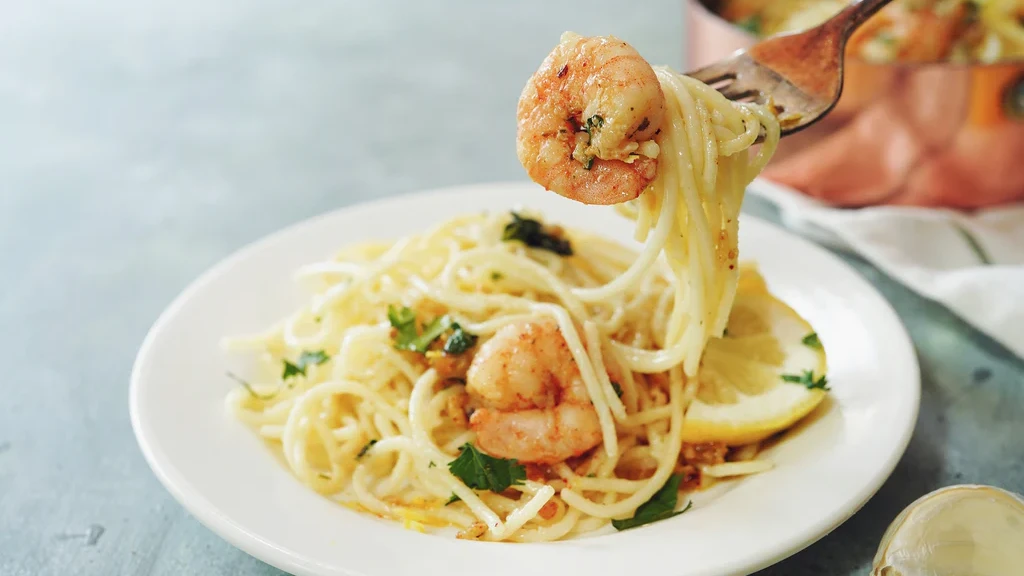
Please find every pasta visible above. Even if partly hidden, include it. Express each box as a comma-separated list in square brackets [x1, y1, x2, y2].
[220, 39, 824, 543]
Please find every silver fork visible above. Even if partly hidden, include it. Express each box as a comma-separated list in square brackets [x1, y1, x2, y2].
[687, 0, 894, 141]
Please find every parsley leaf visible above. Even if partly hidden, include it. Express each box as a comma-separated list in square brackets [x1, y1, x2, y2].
[611, 474, 691, 531]
[443, 323, 478, 355]
[502, 213, 573, 256]
[490, 271, 503, 281]
[356, 439, 377, 460]
[388, 305, 418, 345]
[388, 306, 448, 352]
[445, 493, 461, 506]
[583, 114, 604, 141]
[781, 370, 830, 391]
[611, 382, 624, 398]
[801, 332, 822, 349]
[428, 461, 436, 468]
[282, 361, 303, 380]
[388, 306, 479, 355]
[282, 349, 332, 380]
[736, 14, 762, 35]
[299, 350, 329, 367]
[415, 316, 451, 350]
[226, 372, 278, 400]
[448, 443, 526, 493]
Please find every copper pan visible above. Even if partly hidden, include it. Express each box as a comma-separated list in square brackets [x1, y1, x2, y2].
[687, 0, 1024, 209]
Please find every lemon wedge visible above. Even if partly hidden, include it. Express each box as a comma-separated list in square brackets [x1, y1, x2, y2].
[681, 264, 828, 445]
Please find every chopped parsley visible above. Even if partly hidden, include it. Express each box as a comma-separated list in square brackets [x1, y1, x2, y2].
[611, 382, 624, 398]
[388, 305, 478, 355]
[356, 439, 378, 460]
[387, 305, 419, 347]
[875, 31, 898, 45]
[443, 323, 478, 355]
[502, 213, 573, 256]
[781, 370, 830, 391]
[282, 349, 331, 380]
[583, 114, 604, 141]
[448, 443, 526, 493]
[611, 474, 692, 531]
[226, 372, 278, 400]
[428, 461, 436, 468]
[445, 493, 461, 506]
[736, 14, 762, 35]
[490, 271, 504, 281]
[801, 332, 822, 349]
[583, 156, 596, 170]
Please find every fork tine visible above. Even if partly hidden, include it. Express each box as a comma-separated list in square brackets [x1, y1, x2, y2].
[718, 84, 761, 102]
[686, 60, 736, 85]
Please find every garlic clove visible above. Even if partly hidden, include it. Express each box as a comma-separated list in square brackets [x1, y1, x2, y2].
[872, 484, 1024, 576]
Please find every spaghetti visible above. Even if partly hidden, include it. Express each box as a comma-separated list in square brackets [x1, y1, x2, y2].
[222, 37, 788, 542]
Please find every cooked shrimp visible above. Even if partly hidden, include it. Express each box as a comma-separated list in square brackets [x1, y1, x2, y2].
[465, 318, 602, 464]
[516, 32, 666, 206]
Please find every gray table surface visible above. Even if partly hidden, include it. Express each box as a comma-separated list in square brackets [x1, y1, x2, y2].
[2, 1, 1022, 574]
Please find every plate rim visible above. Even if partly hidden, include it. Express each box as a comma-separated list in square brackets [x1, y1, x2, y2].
[130, 179, 921, 576]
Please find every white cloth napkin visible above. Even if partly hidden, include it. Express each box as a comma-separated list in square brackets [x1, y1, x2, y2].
[748, 180, 1024, 359]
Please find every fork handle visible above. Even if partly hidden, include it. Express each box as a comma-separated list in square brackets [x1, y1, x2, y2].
[829, 0, 896, 36]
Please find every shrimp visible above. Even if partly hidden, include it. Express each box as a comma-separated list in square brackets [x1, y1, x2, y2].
[516, 32, 666, 206]
[465, 318, 602, 464]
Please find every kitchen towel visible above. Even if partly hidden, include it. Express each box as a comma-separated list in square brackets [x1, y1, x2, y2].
[749, 180, 1024, 359]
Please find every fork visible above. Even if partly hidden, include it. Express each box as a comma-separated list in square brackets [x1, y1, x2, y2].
[687, 0, 895, 141]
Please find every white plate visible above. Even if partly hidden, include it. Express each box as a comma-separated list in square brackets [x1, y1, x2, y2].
[130, 181, 919, 576]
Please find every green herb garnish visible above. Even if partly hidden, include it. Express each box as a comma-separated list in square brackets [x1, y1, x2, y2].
[448, 443, 526, 493]
[490, 271, 503, 281]
[443, 323, 478, 355]
[428, 461, 436, 468]
[611, 474, 691, 531]
[356, 439, 378, 460]
[801, 332, 822, 349]
[502, 213, 573, 256]
[781, 370, 830, 391]
[445, 493, 461, 506]
[583, 114, 604, 141]
[282, 349, 332, 380]
[387, 305, 418, 345]
[388, 306, 447, 352]
[611, 382, 624, 398]
[875, 31, 898, 45]
[388, 306, 478, 355]
[226, 372, 278, 400]
[736, 14, 762, 35]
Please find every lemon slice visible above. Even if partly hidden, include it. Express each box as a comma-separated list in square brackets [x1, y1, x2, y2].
[681, 264, 828, 445]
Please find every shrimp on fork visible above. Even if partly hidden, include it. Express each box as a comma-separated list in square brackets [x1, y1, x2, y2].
[465, 318, 603, 465]
[516, 32, 666, 206]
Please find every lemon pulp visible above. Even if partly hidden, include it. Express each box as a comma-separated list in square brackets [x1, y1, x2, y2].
[682, 264, 828, 445]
